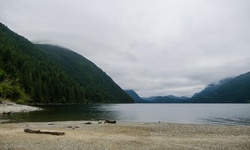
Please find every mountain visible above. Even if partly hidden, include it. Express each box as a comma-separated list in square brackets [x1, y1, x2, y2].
[142, 96, 159, 101]
[190, 72, 250, 103]
[36, 44, 133, 103]
[125, 90, 150, 103]
[153, 95, 190, 103]
[0, 22, 133, 104]
[191, 78, 233, 101]
[125, 90, 190, 103]
[129, 71, 250, 103]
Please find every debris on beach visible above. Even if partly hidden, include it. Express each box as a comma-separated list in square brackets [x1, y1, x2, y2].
[24, 128, 65, 136]
[83, 122, 92, 125]
[104, 120, 116, 124]
[67, 125, 80, 130]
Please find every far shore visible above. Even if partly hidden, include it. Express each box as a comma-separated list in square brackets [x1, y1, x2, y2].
[0, 120, 250, 149]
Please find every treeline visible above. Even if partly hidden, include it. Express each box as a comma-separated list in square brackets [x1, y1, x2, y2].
[0, 23, 133, 104]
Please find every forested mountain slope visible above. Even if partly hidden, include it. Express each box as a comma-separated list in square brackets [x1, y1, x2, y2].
[36, 44, 133, 103]
[0, 23, 133, 104]
[191, 72, 250, 103]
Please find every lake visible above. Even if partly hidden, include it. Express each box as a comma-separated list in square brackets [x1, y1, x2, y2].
[1, 104, 250, 126]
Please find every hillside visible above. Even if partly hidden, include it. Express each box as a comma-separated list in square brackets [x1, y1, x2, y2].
[191, 78, 233, 102]
[142, 96, 159, 102]
[36, 44, 133, 103]
[191, 72, 250, 103]
[0, 22, 133, 104]
[125, 90, 150, 103]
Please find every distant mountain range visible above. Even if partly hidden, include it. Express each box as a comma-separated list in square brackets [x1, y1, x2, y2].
[126, 71, 250, 103]
[0, 22, 133, 104]
[125, 90, 190, 103]
[153, 95, 190, 103]
[124, 90, 150, 103]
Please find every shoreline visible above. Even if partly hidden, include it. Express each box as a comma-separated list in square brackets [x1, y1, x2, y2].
[1, 102, 249, 149]
[0, 121, 250, 149]
[0, 101, 42, 113]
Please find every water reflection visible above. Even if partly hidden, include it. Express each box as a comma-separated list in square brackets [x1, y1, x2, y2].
[1, 104, 250, 126]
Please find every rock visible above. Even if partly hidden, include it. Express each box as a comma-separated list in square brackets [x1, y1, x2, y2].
[84, 122, 92, 125]
[104, 120, 116, 124]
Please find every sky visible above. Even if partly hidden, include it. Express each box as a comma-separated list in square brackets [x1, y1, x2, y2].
[0, 0, 250, 97]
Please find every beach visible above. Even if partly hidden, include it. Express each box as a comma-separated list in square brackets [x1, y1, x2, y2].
[0, 102, 250, 149]
[0, 121, 250, 150]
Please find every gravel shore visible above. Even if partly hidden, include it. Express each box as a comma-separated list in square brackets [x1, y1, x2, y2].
[0, 101, 42, 113]
[0, 102, 249, 149]
[0, 121, 249, 150]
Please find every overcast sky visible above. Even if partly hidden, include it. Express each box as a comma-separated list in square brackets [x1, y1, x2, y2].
[1, 0, 250, 97]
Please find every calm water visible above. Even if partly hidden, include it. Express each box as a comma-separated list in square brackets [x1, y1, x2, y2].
[1, 104, 250, 126]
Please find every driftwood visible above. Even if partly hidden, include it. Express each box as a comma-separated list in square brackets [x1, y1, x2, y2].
[24, 128, 65, 136]
[84, 122, 92, 125]
[67, 125, 80, 129]
[104, 120, 116, 124]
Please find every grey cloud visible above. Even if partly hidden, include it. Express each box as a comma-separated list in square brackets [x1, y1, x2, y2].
[1, 0, 250, 97]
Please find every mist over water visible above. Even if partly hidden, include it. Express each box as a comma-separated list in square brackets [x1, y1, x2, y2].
[2, 104, 250, 126]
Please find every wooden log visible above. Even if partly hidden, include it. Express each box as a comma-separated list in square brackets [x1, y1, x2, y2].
[104, 120, 116, 124]
[24, 128, 65, 135]
[84, 122, 92, 125]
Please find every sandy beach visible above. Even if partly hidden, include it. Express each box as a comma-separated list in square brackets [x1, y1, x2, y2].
[0, 121, 250, 150]
[0, 102, 250, 149]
